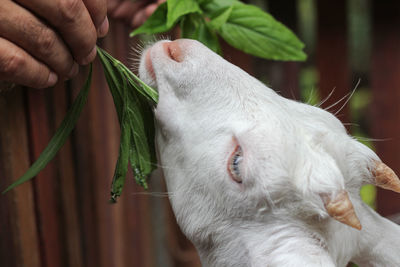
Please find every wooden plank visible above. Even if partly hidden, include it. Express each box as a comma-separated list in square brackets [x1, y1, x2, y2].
[316, 0, 351, 124]
[70, 67, 100, 267]
[0, 146, 16, 267]
[52, 81, 84, 267]
[86, 56, 116, 267]
[264, 0, 300, 100]
[371, 0, 400, 216]
[26, 88, 64, 267]
[0, 88, 41, 267]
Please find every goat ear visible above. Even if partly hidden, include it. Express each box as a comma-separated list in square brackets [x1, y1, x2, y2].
[371, 161, 400, 193]
[320, 190, 362, 230]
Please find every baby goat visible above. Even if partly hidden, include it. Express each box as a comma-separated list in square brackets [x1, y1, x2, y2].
[139, 39, 400, 267]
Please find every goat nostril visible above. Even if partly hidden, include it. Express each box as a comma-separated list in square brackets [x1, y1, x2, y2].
[163, 41, 183, 62]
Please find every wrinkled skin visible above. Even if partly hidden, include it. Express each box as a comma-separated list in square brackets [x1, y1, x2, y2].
[139, 39, 400, 267]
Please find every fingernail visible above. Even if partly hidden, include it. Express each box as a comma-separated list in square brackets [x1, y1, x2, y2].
[47, 72, 58, 87]
[68, 62, 79, 78]
[80, 47, 97, 65]
[97, 16, 109, 37]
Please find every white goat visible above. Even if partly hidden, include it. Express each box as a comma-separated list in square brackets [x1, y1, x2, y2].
[139, 39, 400, 267]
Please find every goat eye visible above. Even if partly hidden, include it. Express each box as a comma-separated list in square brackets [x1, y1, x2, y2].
[228, 145, 243, 183]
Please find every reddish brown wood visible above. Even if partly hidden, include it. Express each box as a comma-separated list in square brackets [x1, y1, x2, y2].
[371, 1, 400, 216]
[70, 67, 101, 267]
[0, 88, 41, 267]
[87, 54, 117, 267]
[316, 0, 351, 125]
[26, 88, 64, 267]
[52, 82, 84, 267]
[266, 0, 300, 100]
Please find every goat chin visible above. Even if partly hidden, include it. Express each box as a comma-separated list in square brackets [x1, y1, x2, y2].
[139, 39, 400, 266]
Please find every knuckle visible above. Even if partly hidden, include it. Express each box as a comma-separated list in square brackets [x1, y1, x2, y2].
[58, 0, 82, 23]
[0, 51, 26, 75]
[37, 28, 58, 56]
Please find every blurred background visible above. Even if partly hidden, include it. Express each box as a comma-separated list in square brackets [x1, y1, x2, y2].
[1, 0, 400, 266]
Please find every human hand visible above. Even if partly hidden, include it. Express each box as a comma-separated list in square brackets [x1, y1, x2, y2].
[108, 0, 165, 28]
[0, 0, 108, 89]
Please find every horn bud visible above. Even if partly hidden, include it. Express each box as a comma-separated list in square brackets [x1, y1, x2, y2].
[321, 190, 362, 230]
[372, 161, 400, 193]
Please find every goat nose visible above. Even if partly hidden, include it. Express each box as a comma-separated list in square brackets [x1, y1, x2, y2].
[163, 40, 183, 62]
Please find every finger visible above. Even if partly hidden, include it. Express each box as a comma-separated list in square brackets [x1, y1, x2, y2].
[130, 2, 161, 28]
[0, 37, 58, 89]
[131, 9, 147, 28]
[0, 1, 78, 79]
[15, 0, 97, 65]
[107, 0, 121, 14]
[82, 0, 109, 37]
[111, 0, 146, 23]
[144, 3, 159, 18]
[111, 1, 138, 26]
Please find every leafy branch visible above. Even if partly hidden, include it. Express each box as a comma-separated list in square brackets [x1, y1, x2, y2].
[131, 0, 306, 61]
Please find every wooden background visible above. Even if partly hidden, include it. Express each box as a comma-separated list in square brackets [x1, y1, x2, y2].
[1, 0, 400, 266]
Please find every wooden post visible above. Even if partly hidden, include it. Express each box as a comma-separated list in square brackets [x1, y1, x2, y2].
[26, 87, 64, 267]
[52, 82, 84, 267]
[0, 88, 41, 267]
[371, 1, 400, 216]
[267, 0, 300, 100]
[316, 0, 350, 125]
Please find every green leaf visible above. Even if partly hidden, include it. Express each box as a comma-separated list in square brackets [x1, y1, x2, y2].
[2, 65, 93, 194]
[97, 47, 158, 104]
[120, 66, 158, 104]
[110, 88, 131, 203]
[97, 47, 124, 121]
[126, 90, 154, 189]
[130, 2, 170, 37]
[196, 0, 214, 5]
[167, 0, 201, 27]
[207, 6, 233, 30]
[201, 0, 239, 13]
[97, 47, 158, 192]
[216, 3, 307, 61]
[180, 14, 221, 53]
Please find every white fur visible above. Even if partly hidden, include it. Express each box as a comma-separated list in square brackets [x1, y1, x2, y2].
[139, 39, 400, 266]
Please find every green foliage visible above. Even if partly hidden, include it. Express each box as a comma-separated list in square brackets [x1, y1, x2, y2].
[97, 48, 158, 202]
[131, 0, 306, 61]
[2, 65, 93, 194]
[180, 13, 221, 53]
[167, 0, 202, 27]
[130, 2, 170, 36]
